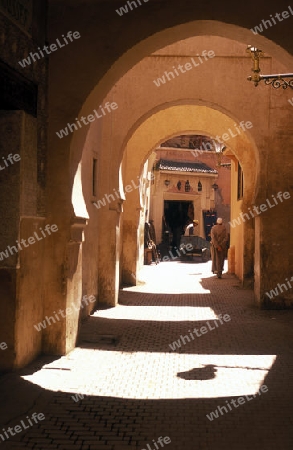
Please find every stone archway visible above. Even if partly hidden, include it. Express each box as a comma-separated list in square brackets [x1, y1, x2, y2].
[67, 20, 293, 192]
[66, 26, 292, 322]
[119, 104, 258, 289]
[43, 19, 293, 360]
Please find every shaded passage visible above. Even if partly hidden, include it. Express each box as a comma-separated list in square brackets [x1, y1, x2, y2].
[0, 262, 293, 449]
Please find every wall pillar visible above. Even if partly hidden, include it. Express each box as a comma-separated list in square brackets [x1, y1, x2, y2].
[97, 203, 122, 306]
[0, 111, 46, 370]
[122, 188, 141, 286]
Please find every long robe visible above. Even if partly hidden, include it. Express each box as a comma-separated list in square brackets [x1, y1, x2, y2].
[211, 224, 227, 276]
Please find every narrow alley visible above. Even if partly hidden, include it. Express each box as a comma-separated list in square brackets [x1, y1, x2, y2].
[0, 261, 292, 450]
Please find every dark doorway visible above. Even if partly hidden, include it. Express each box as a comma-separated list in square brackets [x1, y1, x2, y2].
[164, 200, 194, 249]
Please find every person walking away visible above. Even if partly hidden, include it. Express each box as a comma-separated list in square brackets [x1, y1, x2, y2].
[211, 218, 227, 279]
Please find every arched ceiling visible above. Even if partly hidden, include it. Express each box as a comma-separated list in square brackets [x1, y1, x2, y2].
[69, 22, 292, 217]
[123, 104, 258, 205]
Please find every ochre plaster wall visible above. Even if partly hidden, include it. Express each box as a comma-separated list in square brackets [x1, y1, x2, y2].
[229, 158, 244, 280]
[1, 0, 293, 372]
[119, 105, 257, 288]
[68, 38, 290, 315]
[39, 4, 293, 363]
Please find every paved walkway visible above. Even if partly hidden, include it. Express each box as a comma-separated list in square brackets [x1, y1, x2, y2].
[1, 261, 293, 450]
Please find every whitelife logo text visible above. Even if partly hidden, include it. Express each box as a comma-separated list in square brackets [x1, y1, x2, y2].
[56, 102, 118, 139]
[0, 153, 21, 171]
[229, 191, 290, 228]
[116, 0, 149, 16]
[169, 314, 231, 351]
[153, 51, 215, 87]
[206, 385, 268, 421]
[72, 393, 85, 403]
[0, 413, 45, 443]
[191, 121, 253, 160]
[34, 295, 96, 331]
[18, 31, 81, 67]
[0, 224, 58, 261]
[266, 276, 293, 300]
[140, 436, 171, 450]
[0, 342, 7, 351]
[250, 6, 293, 34]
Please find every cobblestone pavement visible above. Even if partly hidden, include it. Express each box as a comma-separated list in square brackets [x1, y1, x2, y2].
[1, 261, 293, 450]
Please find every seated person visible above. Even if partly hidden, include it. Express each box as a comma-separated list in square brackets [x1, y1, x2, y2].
[184, 219, 199, 236]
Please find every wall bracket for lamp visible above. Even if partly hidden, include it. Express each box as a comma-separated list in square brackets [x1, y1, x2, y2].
[246, 45, 293, 89]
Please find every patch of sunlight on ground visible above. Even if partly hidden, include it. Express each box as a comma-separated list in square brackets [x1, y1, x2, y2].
[94, 306, 218, 321]
[124, 260, 229, 294]
[21, 352, 275, 400]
